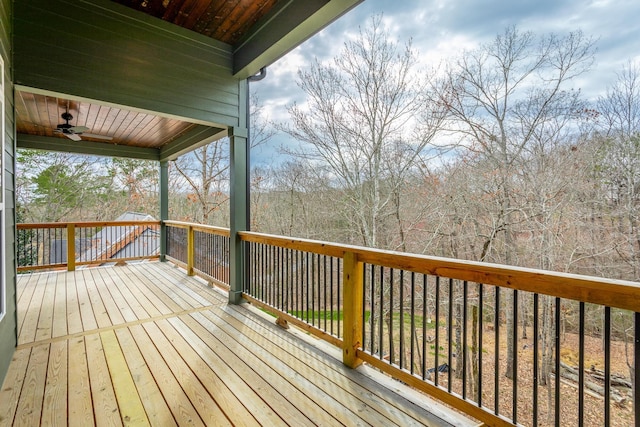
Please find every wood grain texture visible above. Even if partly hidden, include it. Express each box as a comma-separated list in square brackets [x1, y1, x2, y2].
[40, 340, 68, 426]
[239, 231, 640, 311]
[0, 347, 32, 426]
[68, 337, 95, 427]
[2, 263, 471, 427]
[85, 333, 122, 427]
[100, 330, 150, 426]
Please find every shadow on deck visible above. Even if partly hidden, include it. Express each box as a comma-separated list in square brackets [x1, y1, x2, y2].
[0, 262, 474, 426]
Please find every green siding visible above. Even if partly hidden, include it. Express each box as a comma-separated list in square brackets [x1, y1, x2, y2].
[14, 0, 242, 127]
[0, 0, 15, 386]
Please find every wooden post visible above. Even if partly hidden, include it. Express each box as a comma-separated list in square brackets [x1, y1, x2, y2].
[67, 223, 76, 272]
[187, 225, 195, 276]
[343, 251, 363, 368]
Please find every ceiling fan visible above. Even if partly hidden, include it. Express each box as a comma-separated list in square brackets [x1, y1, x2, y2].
[54, 105, 113, 142]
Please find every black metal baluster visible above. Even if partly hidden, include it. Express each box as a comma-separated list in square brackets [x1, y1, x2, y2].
[324, 255, 328, 333]
[422, 274, 427, 381]
[265, 244, 270, 305]
[261, 244, 266, 301]
[533, 293, 539, 426]
[579, 302, 585, 427]
[478, 283, 483, 407]
[283, 247, 287, 311]
[252, 242, 257, 296]
[555, 297, 561, 427]
[361, 262, 366, 347]
[289, 249, 294, 316]
[311, 253, 316, 326]
[379, 265, 384, 360]
[316, 253, 321, 327]
[399, 270, 405, 370]
[389, 268, 395, 365]
[634, 312, 640, 427]
[337, 257, 342, 338]
[370, 264, 375, 354]
[448, 278, 453, 393]
[305, 252, 310, 323]
[463, 280, 468, 400]
[513, 290, 519, 424]
[495, 286, 501, 416]
[261, 244, 266, 303]
[604, 306, 611, 427]
[435, 276, 440, 387]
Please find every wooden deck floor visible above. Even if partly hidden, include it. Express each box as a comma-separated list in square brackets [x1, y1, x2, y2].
[0, 262, 471, 426]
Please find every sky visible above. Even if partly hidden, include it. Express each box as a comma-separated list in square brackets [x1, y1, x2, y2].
[250, 0, 640, 166]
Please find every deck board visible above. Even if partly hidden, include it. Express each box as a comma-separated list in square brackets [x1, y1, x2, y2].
[67, 337, 94, 426]
[41, 340, 68, 426]
[66, 272, 84, 335]
[115, 328, 176, 427]
[1, 262, 471, 427]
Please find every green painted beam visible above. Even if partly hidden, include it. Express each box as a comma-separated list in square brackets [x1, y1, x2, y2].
[17, 134, 161, 160]
[233, 0, 363, 78]
[159, 126, 227, 162]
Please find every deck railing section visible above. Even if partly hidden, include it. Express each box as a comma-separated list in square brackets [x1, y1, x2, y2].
[16, 221, 640, 426]
[242, 235, 344, 346]
[238, 231, 640, 427]
[165, 221, 230, 289]
[17, 221, 160, 272]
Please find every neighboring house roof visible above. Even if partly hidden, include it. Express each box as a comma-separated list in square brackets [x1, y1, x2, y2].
[49, 212, 160, 266]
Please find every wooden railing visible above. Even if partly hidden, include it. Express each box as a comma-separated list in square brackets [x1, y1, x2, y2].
[238, 231, 640, 427]
[16, 220, 640, 426]
[17, 221, 160, 272]
[164, 220, 230, 289]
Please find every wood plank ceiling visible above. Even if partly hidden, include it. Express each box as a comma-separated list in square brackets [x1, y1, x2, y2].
[16, 0, 281, 152]
[16, 92, 199, 149]
[112, 0, 280, 45]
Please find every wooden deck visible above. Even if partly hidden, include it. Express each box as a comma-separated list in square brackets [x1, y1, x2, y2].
[0, 262, 472, 426]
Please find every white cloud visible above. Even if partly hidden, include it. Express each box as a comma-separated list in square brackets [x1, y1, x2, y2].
[252, 0, 640, 164]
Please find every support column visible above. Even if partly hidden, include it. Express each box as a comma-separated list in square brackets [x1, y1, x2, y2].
[159, 160, 169, 262]
[229, 125, 249, 304]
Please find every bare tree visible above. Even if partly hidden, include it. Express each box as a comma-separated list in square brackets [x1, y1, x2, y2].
[174, 138, 230, 224]
[596, 61, 640, 282]
[596, 61, 640, 398]
[437, 25, 596, 380]
[175, 94, 274, 225]
[279, 14, 444, 249]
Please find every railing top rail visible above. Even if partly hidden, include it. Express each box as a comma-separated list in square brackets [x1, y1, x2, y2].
[18, 220, 161, 229]
[164, 220, 230, 236]
[239, 231, 640, 312]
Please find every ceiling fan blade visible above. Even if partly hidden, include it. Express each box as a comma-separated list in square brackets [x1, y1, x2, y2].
[70, 126, 89, 133]
[65, 133, 82, 141]
[81, 133, 113, 141]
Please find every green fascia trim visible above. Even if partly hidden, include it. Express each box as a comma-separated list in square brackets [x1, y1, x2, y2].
[159, 126, 227, 161]
[232, 0, 363, 78]
[17, 134, 160, 160]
